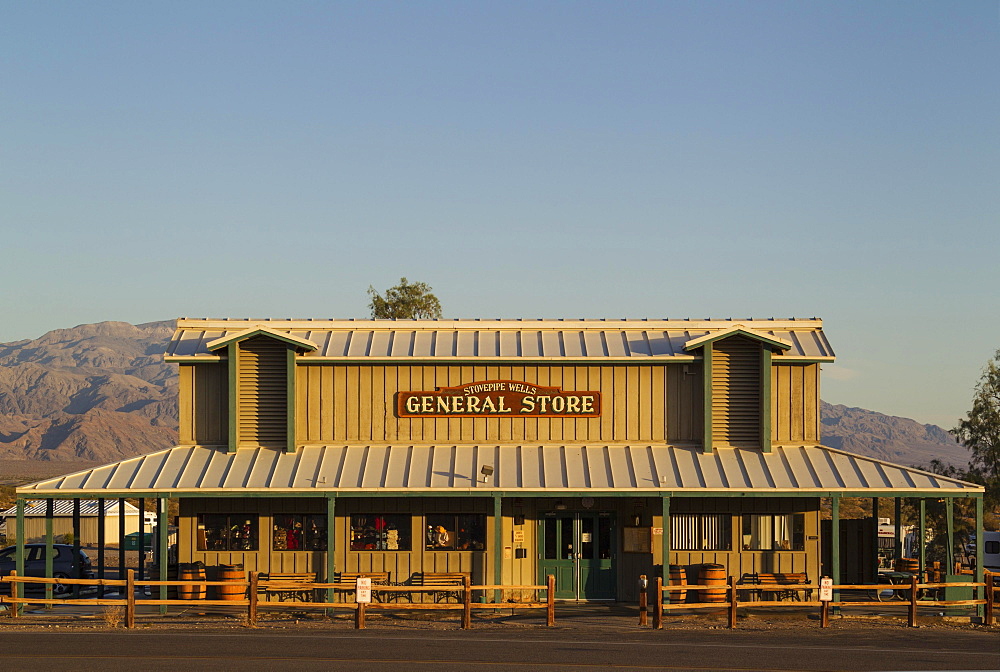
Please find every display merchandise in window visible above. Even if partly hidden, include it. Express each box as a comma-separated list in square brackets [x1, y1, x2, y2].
[742, 514, 805, 551]
[272, 514, 328, 551]
[197, 514, 257, 551]
[425, 514, 486, 551]
[670, 514, 732, 551]
[350, 514, 410, 551]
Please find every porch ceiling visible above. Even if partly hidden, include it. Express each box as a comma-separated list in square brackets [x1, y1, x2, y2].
[17, 444, 982, 497]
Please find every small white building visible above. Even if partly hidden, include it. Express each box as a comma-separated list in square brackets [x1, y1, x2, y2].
[1, 500, 148, 545]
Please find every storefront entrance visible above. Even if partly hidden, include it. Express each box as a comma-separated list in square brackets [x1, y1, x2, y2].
[538, 512, 616, 600]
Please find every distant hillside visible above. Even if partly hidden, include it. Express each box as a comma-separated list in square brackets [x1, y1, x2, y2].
[0, 321, 974, 470]
[820, 401, 969, 469]
[0, 321, 178, 462]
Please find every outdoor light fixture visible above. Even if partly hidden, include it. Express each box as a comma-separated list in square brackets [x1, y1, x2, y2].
[480, 464, 494, 483]
[554, 500, 567, 511]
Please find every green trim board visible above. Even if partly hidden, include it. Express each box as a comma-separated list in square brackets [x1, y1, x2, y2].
[683, 326, 793, 353]
[206, 326, 318, 353]
[702, 347, 713, 453]
[286, 347, 296, 453]
[228, 343, 238, 453]
[761, 347, 772, 453]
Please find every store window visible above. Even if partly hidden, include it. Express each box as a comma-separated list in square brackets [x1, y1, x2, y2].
[197, 514, 257, 551]
[425, 514, 486, 551]
[742, 514, 805, 551]
[670, 514, 732, 551]
[350, 514, 410, 551]
[272, 514, 328, 551]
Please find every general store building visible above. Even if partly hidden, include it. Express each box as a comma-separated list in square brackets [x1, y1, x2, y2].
[17, 318, 985, 601]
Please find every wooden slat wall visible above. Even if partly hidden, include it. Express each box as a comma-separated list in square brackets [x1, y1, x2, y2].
[771, 363, 820, 444]
[297, 364, 702, 444]
[711, 337, 761, 449]
[238, 337, 287, 449]
[179, 364, 228, 445]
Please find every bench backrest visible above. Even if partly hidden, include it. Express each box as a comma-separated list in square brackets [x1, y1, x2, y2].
[261, 572, 316, 583]
[336, 572, 390, 584]
[412, 572, 468, 586]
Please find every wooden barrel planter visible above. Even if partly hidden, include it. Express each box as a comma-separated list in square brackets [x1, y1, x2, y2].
[216, 564, 246, 601]
[668, 565, 687, 603]
[151, 565, 178, 600]
[178, 563, 207, 600]
[895, 558, 919, 574]
[698, 564, 727, 603]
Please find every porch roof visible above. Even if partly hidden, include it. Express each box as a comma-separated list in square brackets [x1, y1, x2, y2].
[17, 444, 982, 498]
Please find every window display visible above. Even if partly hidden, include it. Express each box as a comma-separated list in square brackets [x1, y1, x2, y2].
[425, 514, 486, 551]
[272, 514, 327, 551]
[197, 514, 257, 551]
[742, 513, 805, 550]
[350, 514, 410, 551]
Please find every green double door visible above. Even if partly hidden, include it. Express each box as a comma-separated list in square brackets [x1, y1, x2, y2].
[538, 512, 616, 600]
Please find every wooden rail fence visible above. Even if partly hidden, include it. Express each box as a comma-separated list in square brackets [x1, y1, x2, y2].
[640, 573, 998, 630]
[0, 571, 556, 630]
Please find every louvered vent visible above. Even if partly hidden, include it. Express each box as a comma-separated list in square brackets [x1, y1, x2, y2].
[238, 336, 287, 448]
[711, 336, 761, 448]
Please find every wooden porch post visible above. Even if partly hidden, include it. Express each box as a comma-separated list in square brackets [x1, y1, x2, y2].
[975, 495, 984, 619]
[15, 498, 25, 616]
[157, 496, 169, 614]
[831, 496, 840, 609]
[45, 499, 54, 608]
[326, 495, 336, 607]
[493, 495, 503, 604]
[918, 499, 927, 579]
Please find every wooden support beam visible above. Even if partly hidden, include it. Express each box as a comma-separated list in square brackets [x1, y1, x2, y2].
[125, 569, 136, 629]
[638, 575, 648, 626]
[653, 576, 663, 629]
[248, 572, 259, 626]
[462, 575, 472, 629]
[546, 575, 555, 627]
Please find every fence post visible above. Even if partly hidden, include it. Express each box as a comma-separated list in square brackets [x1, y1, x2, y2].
[462, 575, 472, 630]
[8, 572, 17, 619]
[728, 576, 737, 629]
[248, 572, 258, 627]
[638, 575, 648, 626]
[653, 576, 663, 630]
[821, 598, 829, 628]
[546, 575, 555, 627]
[355, 600, 366, 629]
[908, 575, 918, 628]
[126, 569, 136, 629]
[985, 573, 994, 627]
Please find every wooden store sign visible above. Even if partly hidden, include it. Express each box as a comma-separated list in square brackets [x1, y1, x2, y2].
[397, 380, 601, 418]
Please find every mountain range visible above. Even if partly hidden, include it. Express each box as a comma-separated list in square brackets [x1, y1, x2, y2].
[0, 321, 973, 470]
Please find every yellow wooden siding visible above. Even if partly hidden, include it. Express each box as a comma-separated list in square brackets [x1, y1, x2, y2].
[771, 363, 820, 444]
[296, 364, 701, 444]
[237, 337, 287, 449]
[711, 337, 761, 449]
[178, 364, 228, 445]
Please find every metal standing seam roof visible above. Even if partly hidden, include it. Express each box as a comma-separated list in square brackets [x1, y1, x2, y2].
[1, 500, 140, 517]
[164, 318, 835, 362]
[18, 444, 981, 496]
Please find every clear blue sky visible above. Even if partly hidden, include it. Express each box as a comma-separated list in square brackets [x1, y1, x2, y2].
[2, 1, 997, 429]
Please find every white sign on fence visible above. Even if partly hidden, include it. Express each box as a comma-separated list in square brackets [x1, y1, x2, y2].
[819, 577, 833, 602]
[356, 577, 372, 604]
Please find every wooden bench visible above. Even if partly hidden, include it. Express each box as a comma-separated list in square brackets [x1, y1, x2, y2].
[739, 573, 811, 601]
[259, 572, 317, 602]
[333, 572, 391, 602]
[407, 572, 469, 603]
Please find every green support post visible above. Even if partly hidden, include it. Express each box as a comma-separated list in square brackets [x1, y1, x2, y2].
[493, 495, 503, 604]
[326, 495, 336, 609]
[919, 499, 927, 579]
[945, 498, 955, 573]
[871, 497, 879, 581]
[45, 499, 54, 608]
[661, 496, 670, 603]
[158, 497, 169, 614]
[975, 495, 984, 619]
[15, 499, 25, 616]
[831, 496, 840, 611]
[894, 497, 903, 565]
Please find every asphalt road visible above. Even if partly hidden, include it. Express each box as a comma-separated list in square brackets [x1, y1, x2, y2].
[0, 627, 996, 672]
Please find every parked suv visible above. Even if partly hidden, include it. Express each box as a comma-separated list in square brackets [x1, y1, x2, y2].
[0, 544, 94, 595]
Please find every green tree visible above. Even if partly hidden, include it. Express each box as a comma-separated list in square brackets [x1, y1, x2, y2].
[953, 349, 1000, 510]
[367, 277, 443, 319]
